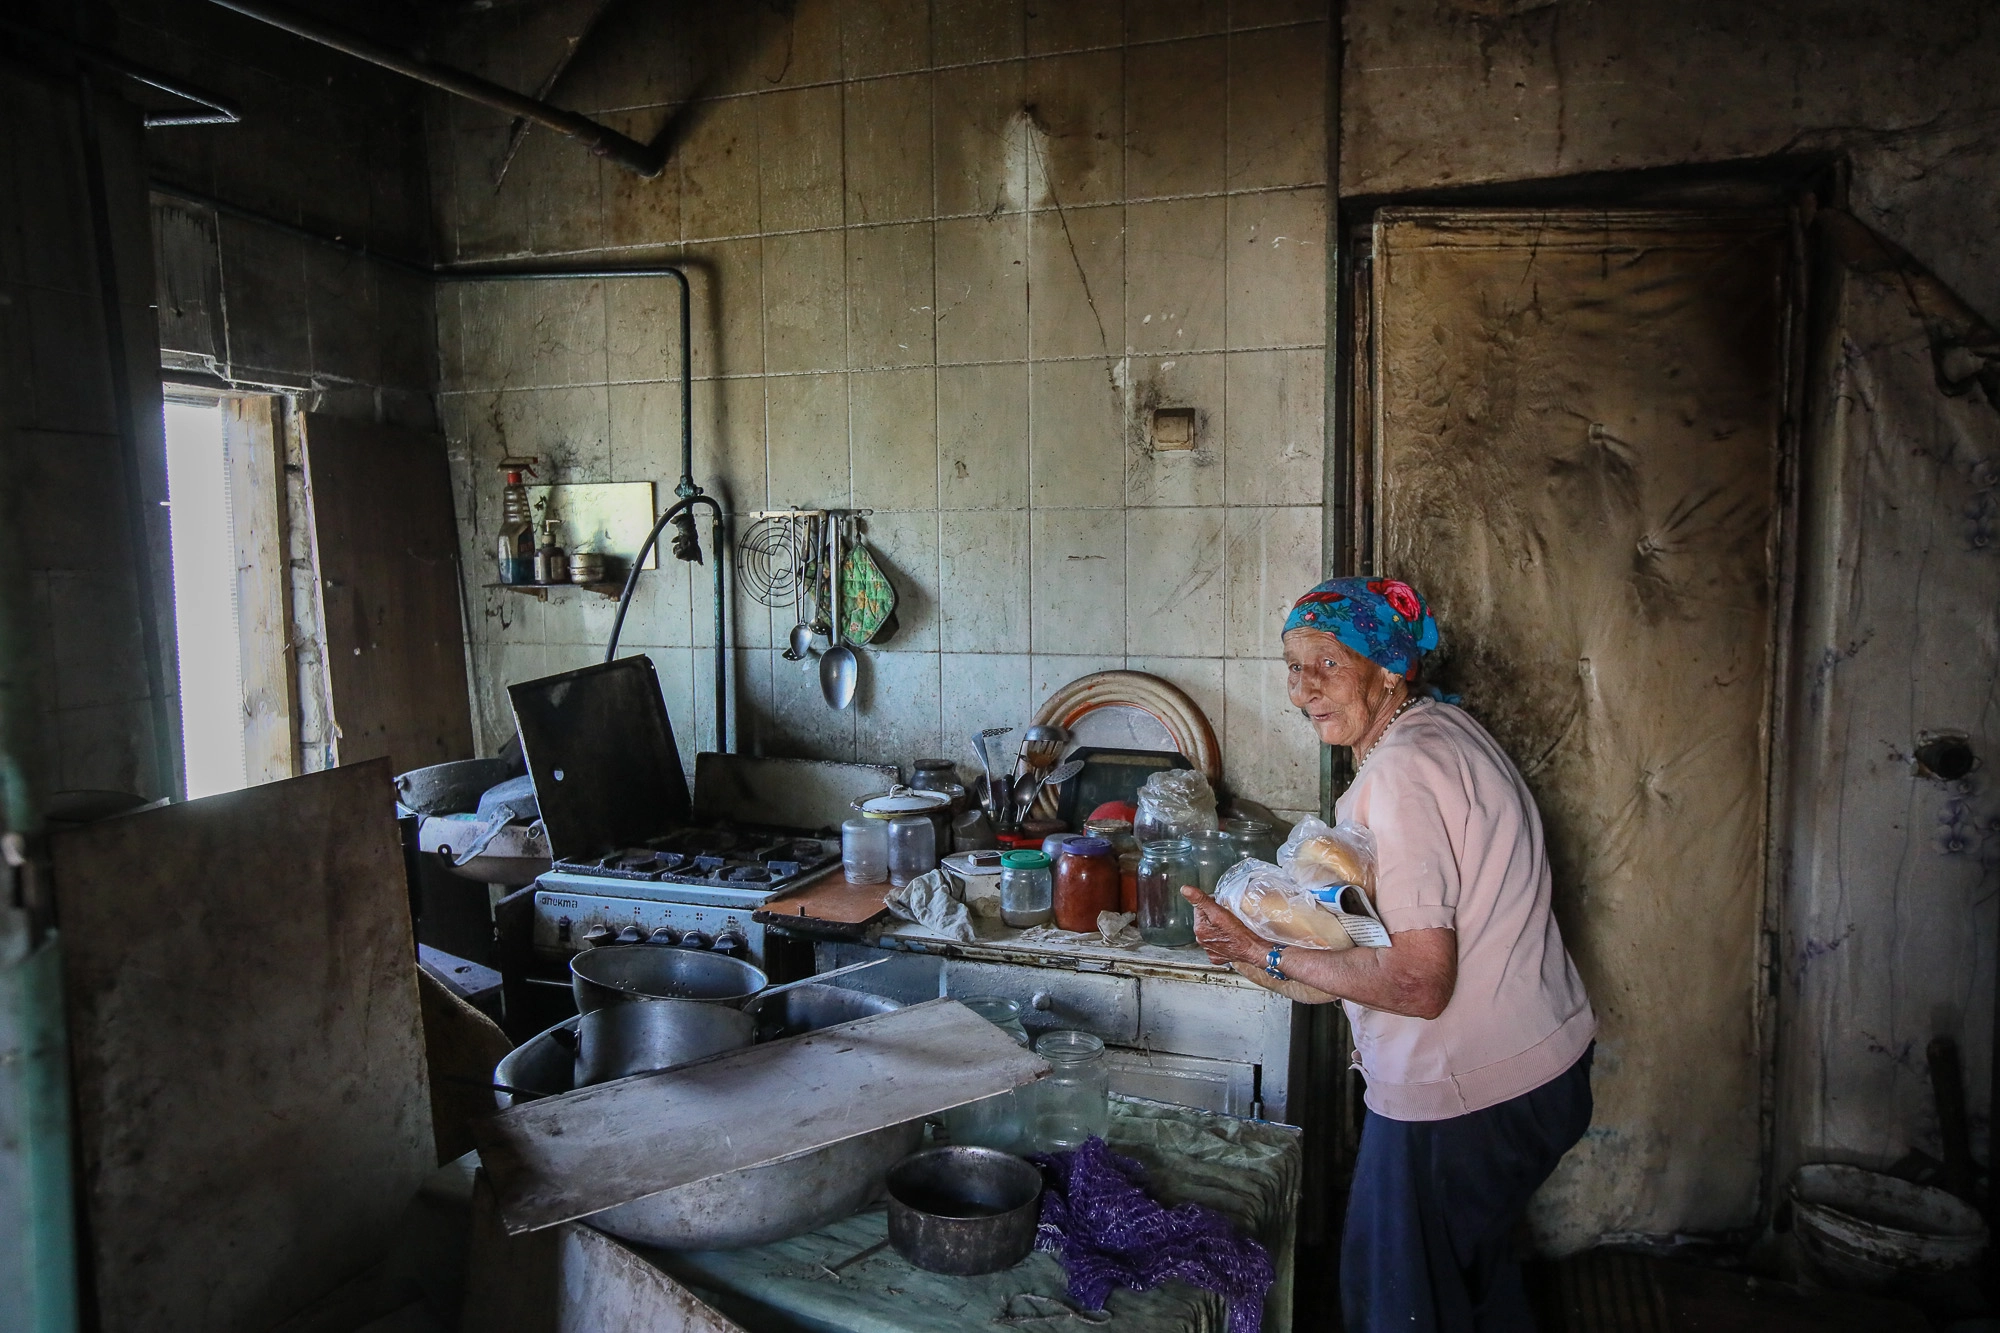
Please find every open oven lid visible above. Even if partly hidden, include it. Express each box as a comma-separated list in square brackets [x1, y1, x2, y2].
[507, 655, 692, 862]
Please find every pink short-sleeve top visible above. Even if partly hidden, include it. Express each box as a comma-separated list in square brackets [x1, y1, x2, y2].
[1334, 698, 1595, 1121]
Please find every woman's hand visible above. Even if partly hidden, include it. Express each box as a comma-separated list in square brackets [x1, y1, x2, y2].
[1182, 885, 1267, 968]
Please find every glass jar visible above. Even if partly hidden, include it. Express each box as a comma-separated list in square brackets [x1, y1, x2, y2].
[1136, 838, 1197, 946]
[1086, 818, 1140, 913]
[1053, 838, 1120, 933]
[1223, 817, 1279, 864]
[1186, 829, 1238, 896]
[842, 817, 887, 884]
[886, 814, 937, 887]
[945, 998, 1031, 1151]
[1031, 1029, 1111, 1150]
[998, 850, 1053, 927]
[1041, 831, 1085, 862]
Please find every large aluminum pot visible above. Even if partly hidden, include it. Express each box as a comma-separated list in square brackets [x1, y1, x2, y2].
[575, 998, 756, 1087]
[493, 1015, 579, 1107]
[569, 944, 766, 1014]
[752, 982, 902, 1040]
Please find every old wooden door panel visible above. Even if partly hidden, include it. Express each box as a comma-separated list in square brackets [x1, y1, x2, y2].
[304, 413, 473, 772]
[56, 760, 433, 1331]
[1369, 210, 1788, 1245]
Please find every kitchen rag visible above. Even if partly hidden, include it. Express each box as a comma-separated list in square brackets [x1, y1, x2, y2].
[1032, 1136, 1273, 1333]
[883, 869, 974, 942]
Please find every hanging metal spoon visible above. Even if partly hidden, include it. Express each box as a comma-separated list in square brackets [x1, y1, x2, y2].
[820, 516, 859, 709]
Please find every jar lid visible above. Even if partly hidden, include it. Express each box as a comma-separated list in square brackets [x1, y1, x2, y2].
[857, 786, 952, 815]
[1063, 837, 1113, 858]
[1000, 850, 1051, 869]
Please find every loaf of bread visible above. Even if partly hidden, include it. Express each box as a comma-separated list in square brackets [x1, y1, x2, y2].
[1290, 834, 1370, 890]
[1234, 876, 1355, 950]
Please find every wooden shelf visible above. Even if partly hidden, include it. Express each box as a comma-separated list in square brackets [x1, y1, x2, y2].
[484, 582, 626, 601]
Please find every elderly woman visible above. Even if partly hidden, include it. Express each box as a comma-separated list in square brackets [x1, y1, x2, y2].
[1184, 577, 1596, 1333]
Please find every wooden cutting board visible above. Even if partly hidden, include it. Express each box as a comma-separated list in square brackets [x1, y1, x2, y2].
[753, 875, 893, 933]
[471, 999, 1047, 1235]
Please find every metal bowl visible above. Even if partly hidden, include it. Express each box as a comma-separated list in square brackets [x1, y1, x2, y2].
[575, 998, 756, 1087]
[569, 944, 767, 1015]
[887, 1146, 1044, 1275]
[752, 983, 902, 1040]
[493, 1015, 579, 1107]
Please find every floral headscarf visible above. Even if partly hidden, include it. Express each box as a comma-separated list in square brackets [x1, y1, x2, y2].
[1282, 577, 1439, 679]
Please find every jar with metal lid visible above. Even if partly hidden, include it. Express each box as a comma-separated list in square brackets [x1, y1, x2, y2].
[886, 814, 937, 887]
[1186, 829, 1238, 896]
[1053, 838, 1120, 933]
[1136, 838, 1197, 946]
[945, 998, 1031, 1151]
[855, 786, 954, 857]
[1030, 1029, 1110, 1150]
[1085, 818, 1141, 914]
[998, 851, 1053, 928]
[1223, 817, 1279, 865]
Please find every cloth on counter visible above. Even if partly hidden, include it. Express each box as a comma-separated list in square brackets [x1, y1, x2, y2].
[883, 870, 973, 942]
[1282, 576, 1438, 678]
[1342, 1044, 1594, 1333]
[1017, 912, 1142, 950]
[1032, 1137, 1275, 1333]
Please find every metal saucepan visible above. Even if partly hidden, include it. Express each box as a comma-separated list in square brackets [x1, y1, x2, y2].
[575, 997, 757, 1087]
[569, 944, 767, 1015]
[886, 1145, 1044, 1275]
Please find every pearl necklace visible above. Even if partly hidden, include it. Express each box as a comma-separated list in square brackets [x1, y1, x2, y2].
[1357, 695, 1417, 769]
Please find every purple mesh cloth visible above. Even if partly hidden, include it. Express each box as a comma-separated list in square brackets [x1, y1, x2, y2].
[1032, 1137, 1274, 1333]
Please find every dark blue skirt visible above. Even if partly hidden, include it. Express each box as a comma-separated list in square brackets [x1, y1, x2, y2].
[1340, 1045, 1594, 1332]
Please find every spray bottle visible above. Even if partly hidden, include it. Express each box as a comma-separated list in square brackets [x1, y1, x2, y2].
[496, 456, 538, 585]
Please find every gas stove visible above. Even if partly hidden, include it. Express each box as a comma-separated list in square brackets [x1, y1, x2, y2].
[552, 828, 840, 888]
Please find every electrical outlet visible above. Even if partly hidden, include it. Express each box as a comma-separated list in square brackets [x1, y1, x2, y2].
[1151, 407, 1197, 451]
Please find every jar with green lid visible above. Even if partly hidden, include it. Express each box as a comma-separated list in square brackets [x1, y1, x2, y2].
[998, 850, 1053, 927]
[1223, 817, 1279, 864]
[1135, 837, 1197, 946]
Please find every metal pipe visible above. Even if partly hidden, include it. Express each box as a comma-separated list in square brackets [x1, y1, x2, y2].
[0, 18, 241, 127]
[197, 0, 666, 177]
[433, 266, 727, 752]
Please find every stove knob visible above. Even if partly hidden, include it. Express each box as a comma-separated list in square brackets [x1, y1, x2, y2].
[581, 924, 614, 949]
[615, 925, 646, 945]
[713, 930, 746, 958]
[647, 926, 681, 946]
[678, 929, 714, 951]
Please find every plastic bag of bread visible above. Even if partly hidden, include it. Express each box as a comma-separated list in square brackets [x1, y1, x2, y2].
[1212, 858, 1357, 951]
[1277, 817, 1377, 898]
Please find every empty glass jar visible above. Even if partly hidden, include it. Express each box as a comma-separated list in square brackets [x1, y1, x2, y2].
[1136, 838, 1197, 946]
[945, 997, 1031, 1151]
[1223, 817, 1279, 864]
[886, 814, 937, 887]
[999, 850, 1053, 927]
[842, 817, 888, 884]
[1187, 829, 1239, 895]
[1031, 1029, 1111, 1150]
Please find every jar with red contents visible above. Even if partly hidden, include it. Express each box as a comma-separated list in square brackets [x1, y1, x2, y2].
[1053, 837, 1121, 933]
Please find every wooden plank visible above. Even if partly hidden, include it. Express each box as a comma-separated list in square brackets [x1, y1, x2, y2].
[473, 999, 1048, 1235]
[224, 395, 299, 784]
[754, 875, 892, 928]
[55, 760, 435, 1332]
[302, 413, 474, 773]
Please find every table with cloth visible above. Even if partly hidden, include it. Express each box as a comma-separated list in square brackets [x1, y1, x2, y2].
[635, 1097, 1301, 1333]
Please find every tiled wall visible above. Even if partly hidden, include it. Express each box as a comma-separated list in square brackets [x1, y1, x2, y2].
[431, 0, 1329, 822]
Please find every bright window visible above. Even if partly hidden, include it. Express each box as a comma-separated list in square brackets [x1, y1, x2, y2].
[163, 400, 248, 798]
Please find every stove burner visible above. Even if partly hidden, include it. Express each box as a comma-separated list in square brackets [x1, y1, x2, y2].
[551, 825, 842, 890]
[723, 865, 772, 884]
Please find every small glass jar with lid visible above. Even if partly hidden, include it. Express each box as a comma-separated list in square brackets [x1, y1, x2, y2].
[1223, 817, 1279, 864]
[1053, 838, 1120, 933]
[1186, 829, 1239, 896]
[1135, 838, 1197, 946]
[998, 850, 1053, 927]
[945, 997, 1030, 1151]
[1031, 1029, 1111, 1150]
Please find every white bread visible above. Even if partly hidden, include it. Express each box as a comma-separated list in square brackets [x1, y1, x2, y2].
[1234, 878, 1355, 950]
[1290, 834, 1370, 890]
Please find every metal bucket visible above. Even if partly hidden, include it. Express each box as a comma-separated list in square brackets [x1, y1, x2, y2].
[1790, 1163, 1989, 1291]
[569, 944, 766, 1014]
[575, 998, 756, 1087]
